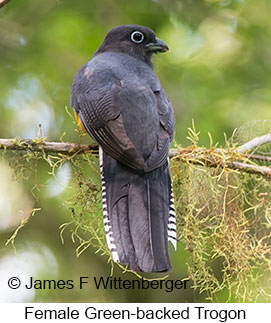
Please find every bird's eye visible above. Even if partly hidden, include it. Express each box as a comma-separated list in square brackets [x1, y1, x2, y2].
[131, 31, 144, 44]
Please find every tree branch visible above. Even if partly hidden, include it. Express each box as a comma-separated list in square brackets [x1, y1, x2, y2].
[0, 137, 271, 177]
[237, 134, 271, 154]
[0, 0, 12, 9]
[171, 148, 271, 177]
[0, 138, 97, 154]
[231, 161, 271, 176]
[244, 154, 271, 162]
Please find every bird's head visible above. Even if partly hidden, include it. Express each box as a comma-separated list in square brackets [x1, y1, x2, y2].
[95, 24, 169, 65]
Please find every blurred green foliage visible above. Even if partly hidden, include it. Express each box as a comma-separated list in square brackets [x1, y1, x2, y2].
[0, 0, 270, 302]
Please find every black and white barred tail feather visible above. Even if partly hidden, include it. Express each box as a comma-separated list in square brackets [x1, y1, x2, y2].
[99, 147, 177, 272]
[168, 183, 177, 250]
[99, 147, 119, 262]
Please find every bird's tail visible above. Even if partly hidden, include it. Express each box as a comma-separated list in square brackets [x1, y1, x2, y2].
[99, 148, 177, 272]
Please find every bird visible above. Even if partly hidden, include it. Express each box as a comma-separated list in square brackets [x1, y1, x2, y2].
[71, 24, 176, 272]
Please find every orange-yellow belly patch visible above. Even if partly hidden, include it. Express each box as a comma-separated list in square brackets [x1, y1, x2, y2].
[75, 111, 87, 133]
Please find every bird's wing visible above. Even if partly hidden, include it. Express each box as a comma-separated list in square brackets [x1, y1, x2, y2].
[144, 87, 175, 171]
[71, 63, 174, 172]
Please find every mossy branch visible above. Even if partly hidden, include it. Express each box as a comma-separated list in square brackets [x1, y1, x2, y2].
[1, 135, 271, 177]
[0, 138, 97, 154]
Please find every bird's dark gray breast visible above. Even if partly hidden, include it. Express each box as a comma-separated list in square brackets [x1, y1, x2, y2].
[87, 52, 162, 159]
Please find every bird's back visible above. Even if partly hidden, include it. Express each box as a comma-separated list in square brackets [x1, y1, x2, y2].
[73, 52, 162, 160]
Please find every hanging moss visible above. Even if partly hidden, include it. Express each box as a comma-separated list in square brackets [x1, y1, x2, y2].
[170, 137, 271, 302]
[1, 123, 271, 302]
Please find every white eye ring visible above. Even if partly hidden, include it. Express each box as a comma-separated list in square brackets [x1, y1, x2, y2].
[131, 31, 144, 44]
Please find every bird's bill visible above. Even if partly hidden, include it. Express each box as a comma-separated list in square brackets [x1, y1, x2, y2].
[145, 38, 169, 53]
